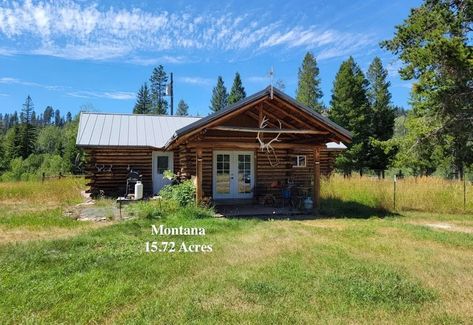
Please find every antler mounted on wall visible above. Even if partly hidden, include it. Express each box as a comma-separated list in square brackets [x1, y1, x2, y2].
[256, 116, 282, 152]
[256, 115, 283, 167]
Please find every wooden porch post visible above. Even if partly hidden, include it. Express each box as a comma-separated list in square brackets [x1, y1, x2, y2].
[313, 147, 321, 214]
[196, 148, 203, 204]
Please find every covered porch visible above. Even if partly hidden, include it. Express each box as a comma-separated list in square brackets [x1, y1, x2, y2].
[166, 87, 351, 214]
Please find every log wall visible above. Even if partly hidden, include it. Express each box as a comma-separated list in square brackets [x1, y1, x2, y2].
[84, 148, 153, 196]
[176, 146, 339, 200]
[84, 146, 339, 198]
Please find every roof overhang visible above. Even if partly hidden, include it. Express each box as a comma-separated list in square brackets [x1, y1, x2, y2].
[165, 86, 352, 149]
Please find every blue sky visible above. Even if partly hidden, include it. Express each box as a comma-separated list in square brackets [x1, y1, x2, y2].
[0, 0, 420, 117]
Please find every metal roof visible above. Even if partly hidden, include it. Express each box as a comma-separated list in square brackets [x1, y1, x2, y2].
[77, 87, 351, 149]
[76, 112, 201, 148]
[168, 86, 352, 146]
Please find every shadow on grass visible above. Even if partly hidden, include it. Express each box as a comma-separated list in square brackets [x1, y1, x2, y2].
[221, 198, 397, 221]
[319, 197, 397, 219]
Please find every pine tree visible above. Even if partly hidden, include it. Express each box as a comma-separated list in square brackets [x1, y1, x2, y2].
[329, 57, 371, 175]
[22, 95, 33, 124]
[228, 72, 246, 105]
[296, 52, 324, 112]
[54, 109, 62, 126]
[10, 112, 18, 126]
[18, 95, 36, 158]
[2, 114, 9, 131]
[133, 83, 153, 114]
[382, 0, 473, 179]
[0, 133, 5, 172]
[366, 57, 396, 178]
[31, 111, 37, 126]
[5, 125, 22, 160]
[66, 112, 72, 123]
[210, 76, 228, 112]
[149, 65, 168, 114]
[176, 99, 189, 116]
[43, 106, 54, 124]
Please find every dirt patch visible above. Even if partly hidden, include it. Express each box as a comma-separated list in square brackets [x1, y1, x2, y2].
[65, 191, 129, 222]
[411, 222, 473, 234]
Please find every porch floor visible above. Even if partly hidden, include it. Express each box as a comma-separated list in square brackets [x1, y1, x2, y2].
[214, 202, 308, 218]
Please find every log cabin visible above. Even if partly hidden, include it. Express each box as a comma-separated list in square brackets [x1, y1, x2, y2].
[76, 86, 351, 209]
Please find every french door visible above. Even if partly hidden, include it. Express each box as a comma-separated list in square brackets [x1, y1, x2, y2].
[213, 151, 254, 199]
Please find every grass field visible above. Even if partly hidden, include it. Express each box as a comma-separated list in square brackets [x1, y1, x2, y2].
[1, 177, 472, 324]
[322, 175, 473, 215]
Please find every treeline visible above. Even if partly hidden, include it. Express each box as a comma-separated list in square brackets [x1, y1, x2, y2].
[133, 65, 190, 116]
[207, 0, 472, 179]
[205, 53, 400, 178]
[0, 95, 83, 181]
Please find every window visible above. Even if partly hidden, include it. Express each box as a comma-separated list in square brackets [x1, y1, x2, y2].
[157, 156, 169, 174]
[292, 155, 306, 168]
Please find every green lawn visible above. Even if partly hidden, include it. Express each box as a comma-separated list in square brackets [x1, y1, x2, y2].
[1, 207, 473, 324]
[1, 178, 472, 324]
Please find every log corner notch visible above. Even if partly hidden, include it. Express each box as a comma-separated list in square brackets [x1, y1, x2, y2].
[313, 147, 321, 214]
[196, 147, 203, 204]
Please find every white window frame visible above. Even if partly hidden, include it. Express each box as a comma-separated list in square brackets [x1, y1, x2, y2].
[293, 155, 307, 168]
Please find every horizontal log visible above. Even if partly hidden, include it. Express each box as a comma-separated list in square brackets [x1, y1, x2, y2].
[211, 126, 329, 134]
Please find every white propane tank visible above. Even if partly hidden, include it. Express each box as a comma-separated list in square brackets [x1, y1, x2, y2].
[304, 197, 313, 210]
[134, 181, 143, 200]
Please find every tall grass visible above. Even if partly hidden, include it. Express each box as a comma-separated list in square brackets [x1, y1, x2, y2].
[0, 178, 86, 212]
[322, 174, 473, 215]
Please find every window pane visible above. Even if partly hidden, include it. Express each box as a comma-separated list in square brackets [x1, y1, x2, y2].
[298, 156, 306, 167]
[216, 154, 230, 194]
[157, 156, 169, 174]
[238, 154, 251, 193]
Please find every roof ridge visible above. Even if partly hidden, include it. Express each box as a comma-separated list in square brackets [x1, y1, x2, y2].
[80, 111, 202, 118]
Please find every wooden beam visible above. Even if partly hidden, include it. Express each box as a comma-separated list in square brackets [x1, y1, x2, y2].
[246, 110, 297, 139]
[170, 96, 268, 148]
[258, 104, 263, 125]
[196, 147, 203, 204]
[264, 100, 316, 130]
[211, 126, 328, 134]
[272, 97, 352, 143]
[187, 141, 321, 150]
[313, 147, 321, 215]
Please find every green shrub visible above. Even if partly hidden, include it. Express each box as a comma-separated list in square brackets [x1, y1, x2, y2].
[159, 180, 196, 207]
[126, 200, 179, 219]
[0, 153, 69, 181]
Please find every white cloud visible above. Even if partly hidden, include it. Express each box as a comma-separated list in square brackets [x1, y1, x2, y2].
[0, 75, 134, 100]
[0, 1, 377, 62]
[0, 76, 63, 90]
[0, 92, 9, 96]
[177, 76, 212, 86]
[0, 47, 15, 56]
[32, 43, 131, 61]
[67, 90, 135, 100]
[129, 55, 188, 66]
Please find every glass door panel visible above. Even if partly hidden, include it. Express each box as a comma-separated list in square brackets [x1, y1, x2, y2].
[238, 154, 252, 194]
[216, 154, 230, 194]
